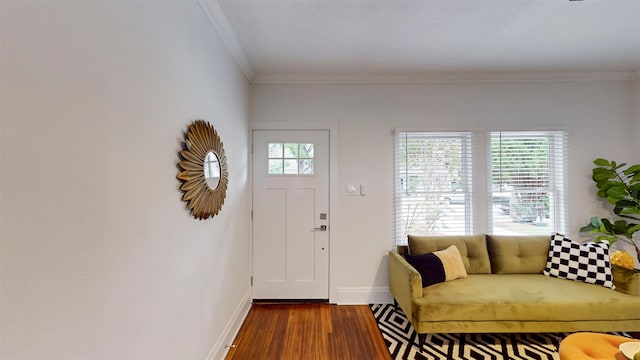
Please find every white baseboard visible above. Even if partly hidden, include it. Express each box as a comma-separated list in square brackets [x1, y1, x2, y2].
[334, 286, 393, 305]
[206, 290, 252, 360]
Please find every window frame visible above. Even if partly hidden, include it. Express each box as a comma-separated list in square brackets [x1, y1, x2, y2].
[393, 129, 568, 246]
[394, 131, 474, 245]
[267, 142, 315, 176]
[487, 130, 567, 235]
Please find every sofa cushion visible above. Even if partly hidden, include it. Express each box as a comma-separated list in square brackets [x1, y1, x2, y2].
[486, 235, 550, 274]
[543, 233, 615, 289]
[408, 234, 491, 274]
[405, 245, 467, 287]
[414, 274, 640, 323]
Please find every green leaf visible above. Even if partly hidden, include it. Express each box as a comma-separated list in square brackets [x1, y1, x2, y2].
[603, 182, 626, 192]
[596, 182, 616, 189]
[592, 167, 614, 176]
[624, 164, 640, 176]
[618, 213, 640, 221]
[628, 224, 640, 233]
[614, 199, 638, 215]
[616, 199, 637, 207]
[593, 158, 610, 167]
[629, 183, 640, 191]
[607, 186, 627, 198]
[620, 208, 640, 215]
[614, 220, 628, 232]
[607, 196, 625, 205]
[598, 181, 617, 198]
[592, 167, 611, 174]
[597, 183, 617, 197]
[602, 218, 614, 233]
[595, 235, 618, 244]
[579, 224, 596, 232]
[581, 218, 603, 233]
[593, 172, 615, 182]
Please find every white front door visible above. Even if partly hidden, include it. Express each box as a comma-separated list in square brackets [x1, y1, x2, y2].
[252, 130, 329, 299]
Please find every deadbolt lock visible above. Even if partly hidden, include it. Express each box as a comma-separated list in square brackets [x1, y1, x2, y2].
[313, 225, 327, 231]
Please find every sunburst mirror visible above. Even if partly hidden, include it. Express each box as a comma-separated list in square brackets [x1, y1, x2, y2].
[177, 120, 228, 220]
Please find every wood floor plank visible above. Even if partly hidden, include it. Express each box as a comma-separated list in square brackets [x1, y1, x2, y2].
[335, 306, 389, 359]
[228, 304, 289, 359]
[225, 304, 391, 360]
[282, 305, 325, 360]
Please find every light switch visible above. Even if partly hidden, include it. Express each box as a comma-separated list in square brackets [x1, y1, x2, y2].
[347, 184, 358, 196]
[360, 184, 366, 196]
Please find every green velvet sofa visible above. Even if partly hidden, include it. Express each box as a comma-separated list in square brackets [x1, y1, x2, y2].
[388, 234, 640, 346]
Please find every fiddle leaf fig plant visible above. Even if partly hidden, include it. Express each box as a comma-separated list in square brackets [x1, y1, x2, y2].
[580, 158, 640, 267]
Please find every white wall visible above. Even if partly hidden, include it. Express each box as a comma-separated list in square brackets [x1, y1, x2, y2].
[0, 2, 250, 359]
[632, 77, 640, 159]
[251, 80, 635, 304]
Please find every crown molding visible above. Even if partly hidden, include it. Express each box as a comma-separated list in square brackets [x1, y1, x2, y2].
[198, 0, 254, 81]
[252, 71, 638, 85]
[192, 2, 637, 86]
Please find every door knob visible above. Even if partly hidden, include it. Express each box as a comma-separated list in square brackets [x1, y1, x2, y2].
[312, 225, 327, 231]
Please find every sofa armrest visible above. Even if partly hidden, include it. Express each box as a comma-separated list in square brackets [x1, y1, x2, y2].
[612, 265, 640, 296]
[388, 250, 423, 318]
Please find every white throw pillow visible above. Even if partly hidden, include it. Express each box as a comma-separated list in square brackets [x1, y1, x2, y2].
[543, 233, 615, 289]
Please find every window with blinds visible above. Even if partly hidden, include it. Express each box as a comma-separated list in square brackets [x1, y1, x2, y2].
[394, 132, 473, 245]
[488, 131, 567, 235]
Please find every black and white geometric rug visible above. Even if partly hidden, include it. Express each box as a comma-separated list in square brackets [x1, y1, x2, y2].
[370, 304, 629, 360]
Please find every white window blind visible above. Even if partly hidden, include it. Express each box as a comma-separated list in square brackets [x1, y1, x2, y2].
[488, 131, 567, 235]
[394, 131, 473, 245]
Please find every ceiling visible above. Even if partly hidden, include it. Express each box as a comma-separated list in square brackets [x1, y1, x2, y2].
[210, 0, 640, 82]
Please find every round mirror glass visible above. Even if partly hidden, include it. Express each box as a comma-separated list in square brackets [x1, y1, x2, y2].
[204, 151, 221, 190]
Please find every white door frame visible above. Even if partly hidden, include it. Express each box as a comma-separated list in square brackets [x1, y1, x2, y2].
[250, 121, 338, 303]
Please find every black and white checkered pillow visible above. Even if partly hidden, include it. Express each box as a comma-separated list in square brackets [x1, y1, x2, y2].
[543, 233, 615, 289]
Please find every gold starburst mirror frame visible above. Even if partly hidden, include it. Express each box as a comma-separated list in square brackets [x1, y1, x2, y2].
[177, 120, 228, 220]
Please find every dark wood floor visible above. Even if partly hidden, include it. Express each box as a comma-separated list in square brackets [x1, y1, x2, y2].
[225, 303, 391, 360]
